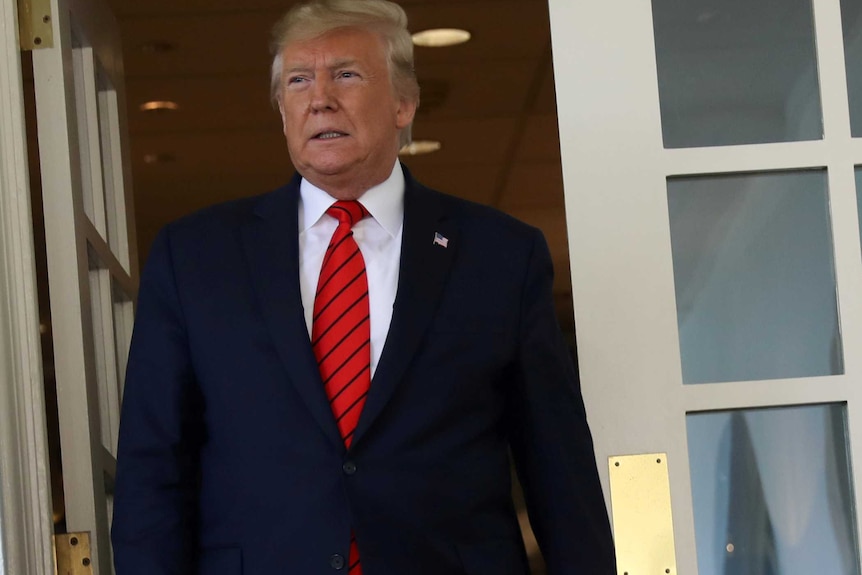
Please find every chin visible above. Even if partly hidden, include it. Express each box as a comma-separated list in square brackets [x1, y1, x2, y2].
[299, 152, 350, 172]
[307, 157, 361, 177]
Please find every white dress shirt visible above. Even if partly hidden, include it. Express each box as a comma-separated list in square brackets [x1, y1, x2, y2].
[298, 162, 404, 378]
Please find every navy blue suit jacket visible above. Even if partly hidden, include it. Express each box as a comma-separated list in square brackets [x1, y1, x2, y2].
[111, 167, 615, 574]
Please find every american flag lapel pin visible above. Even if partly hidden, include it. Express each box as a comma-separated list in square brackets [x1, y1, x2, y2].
[433, 231, 449, 248]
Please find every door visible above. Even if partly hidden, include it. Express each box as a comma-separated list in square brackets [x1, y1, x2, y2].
[550, 0, 862, 573]
[31, 0, 137, 572]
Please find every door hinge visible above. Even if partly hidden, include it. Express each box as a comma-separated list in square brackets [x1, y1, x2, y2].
[17, 0, 53, 51]
[54, 532, 94, 575]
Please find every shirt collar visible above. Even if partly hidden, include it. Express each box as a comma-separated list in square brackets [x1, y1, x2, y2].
[299, 161, 405, 237]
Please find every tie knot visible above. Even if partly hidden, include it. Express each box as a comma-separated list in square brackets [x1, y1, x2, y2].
[327, 201, 368, 227]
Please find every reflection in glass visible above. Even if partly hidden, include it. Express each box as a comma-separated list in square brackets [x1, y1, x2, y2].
[668, 171, 842, 384]
[841, 0, 862, 137]
[652, 0, 822, 148]
[688, 405, 859, 575]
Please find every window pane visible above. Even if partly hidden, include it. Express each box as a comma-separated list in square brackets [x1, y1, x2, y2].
[857, 168, 862, 250]
[687, 404, 859, 575]
[86, 246, 120, 452]
[72, 36, 99, 226]
[841, 0, 862, 137]
[111, 278, 133, 410]
[652, 0, 822, 148]
[667, 170, 842, 384]
[96, 68, 131, 272]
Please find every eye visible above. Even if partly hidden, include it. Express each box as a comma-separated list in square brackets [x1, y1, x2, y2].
[337, 70, 359, 80]
[286, 75, 308, 87]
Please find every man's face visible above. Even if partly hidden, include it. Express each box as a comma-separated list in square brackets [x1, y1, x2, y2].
[277, 27, 416, 199]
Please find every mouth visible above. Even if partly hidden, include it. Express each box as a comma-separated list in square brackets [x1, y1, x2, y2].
[312, 130, 348, 140]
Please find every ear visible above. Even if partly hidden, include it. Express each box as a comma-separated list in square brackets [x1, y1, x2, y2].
[277, 98, 287, 128]
[395, 97, 418, 130]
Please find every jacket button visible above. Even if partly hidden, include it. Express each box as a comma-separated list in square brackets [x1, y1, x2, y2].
[342, 461, 357, 475]
[330, 554, 345, 570]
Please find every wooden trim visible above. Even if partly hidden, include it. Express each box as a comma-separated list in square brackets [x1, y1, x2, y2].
[0, 0, 56, 573]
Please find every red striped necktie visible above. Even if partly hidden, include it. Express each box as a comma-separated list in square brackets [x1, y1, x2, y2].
[311, 200, 369, 575]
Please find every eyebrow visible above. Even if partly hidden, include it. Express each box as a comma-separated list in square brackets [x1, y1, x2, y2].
[328, 58, 358, 70]
[283, 58, 360, 76]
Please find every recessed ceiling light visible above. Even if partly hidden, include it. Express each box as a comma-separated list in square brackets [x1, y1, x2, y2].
[399, 140, 442, 156]
[412, 28, 471, 48]
[140, 100, 179, 112]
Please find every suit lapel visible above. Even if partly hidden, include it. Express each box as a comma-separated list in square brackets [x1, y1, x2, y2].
[352, 172, 458, 447]
[240, 176, 344, 450]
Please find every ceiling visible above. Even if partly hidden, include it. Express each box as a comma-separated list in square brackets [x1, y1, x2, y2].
[103, 0, 573, 325]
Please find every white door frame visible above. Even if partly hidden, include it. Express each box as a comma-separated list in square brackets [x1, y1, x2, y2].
[549, 0, 862, 573]
[31, 0, 138, 571]
[0, 0, 57, 573]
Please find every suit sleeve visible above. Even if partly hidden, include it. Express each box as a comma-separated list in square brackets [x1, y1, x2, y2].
[111, 227, 203, 575]
[507, 229, 616, 574]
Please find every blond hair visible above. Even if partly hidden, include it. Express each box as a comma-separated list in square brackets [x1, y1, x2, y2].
[270, 0, 420, 146]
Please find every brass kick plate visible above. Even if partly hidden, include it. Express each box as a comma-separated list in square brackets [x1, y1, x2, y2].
[17, 0, 54, 50]
[54, 532, 93, 575]
[609, 453, 677, 575]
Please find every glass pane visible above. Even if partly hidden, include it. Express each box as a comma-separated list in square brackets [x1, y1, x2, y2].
[72, 36, 99, 226]
[96, 71, 117, 252]
[841, 0, 862, 137]
[96, 68, 130, 271]
[687, 404, 859, 575]
[668, 170, 842, 384]
[652, 0, 822, 148]
[856, 168, 862, 250]
[87, 246, 120, 452]
[111, 278, 133, 409]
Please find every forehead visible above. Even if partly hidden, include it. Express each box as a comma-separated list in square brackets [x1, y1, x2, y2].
[281, 27, 387, 68]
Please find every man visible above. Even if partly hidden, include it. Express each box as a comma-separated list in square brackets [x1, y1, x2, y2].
[111, 1, 616, 574]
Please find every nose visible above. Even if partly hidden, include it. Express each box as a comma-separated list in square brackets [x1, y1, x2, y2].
[309, 76, 337, 112]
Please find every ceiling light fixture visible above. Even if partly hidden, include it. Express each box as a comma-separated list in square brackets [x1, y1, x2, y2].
[140, 100, 179, 112]
[411, 28, 471, 48]
[399, 140, 442, 156]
